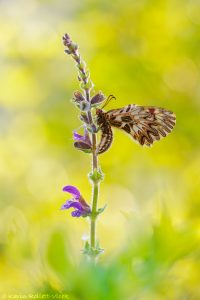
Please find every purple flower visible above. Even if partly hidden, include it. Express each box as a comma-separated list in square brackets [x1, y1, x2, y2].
[73, 127, 92, 153]
[61, 185, 91, 217]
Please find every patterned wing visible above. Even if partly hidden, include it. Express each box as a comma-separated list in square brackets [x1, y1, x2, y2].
[97, 123, 113, 154]
[106, 104, 176, 146]
[96, 113, 113, 154]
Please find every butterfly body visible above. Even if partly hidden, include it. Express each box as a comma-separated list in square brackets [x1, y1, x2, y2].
[96, 104, 176, 154]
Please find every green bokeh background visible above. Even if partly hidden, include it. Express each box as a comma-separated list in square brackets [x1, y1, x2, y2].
[0, 0, 200, 299]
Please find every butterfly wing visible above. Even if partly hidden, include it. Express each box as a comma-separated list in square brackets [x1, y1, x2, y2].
[97, 121, 113, 154]
[106, 104, 176, 146]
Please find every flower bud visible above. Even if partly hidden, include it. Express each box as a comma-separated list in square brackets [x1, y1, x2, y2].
[77, 61, 86, 71]
[74, 91, 85, 102]
[80, 113, 90, 124]
[69, 42, 78, 51]
[73, 127, 92, 153]
[64, 49, 72, 55]
[80, 81, 93, 90]
[62, 33, 71, 46]
[91, 92, 106, 106]
[74, 141, 92, 153]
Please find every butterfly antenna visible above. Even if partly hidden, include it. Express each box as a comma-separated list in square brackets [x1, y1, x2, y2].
[101, 95, 116, 109]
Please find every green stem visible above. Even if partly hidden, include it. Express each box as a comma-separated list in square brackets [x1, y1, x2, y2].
[87, 109, 99, 253]
[90, 182, 99, 248]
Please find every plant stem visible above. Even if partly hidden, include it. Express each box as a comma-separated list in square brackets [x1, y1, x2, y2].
[86, 107, 99, 253]
[90, 181, 99, 248]
[76, 49, 100, 253]
[63, 34, 101, 255]
[77, 53, 99, 252]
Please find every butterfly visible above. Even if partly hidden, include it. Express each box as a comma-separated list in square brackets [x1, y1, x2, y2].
[96, 100, 176, 154]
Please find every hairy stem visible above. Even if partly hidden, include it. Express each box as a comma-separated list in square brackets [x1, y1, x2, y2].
[86, 105, 99, 253]
[74, 45, 100, 253]
[90, 182, 99, 248]
[80, 66, 99, 251]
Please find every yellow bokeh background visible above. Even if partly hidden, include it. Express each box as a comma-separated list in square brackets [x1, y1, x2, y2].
[0, 0, 200, 299]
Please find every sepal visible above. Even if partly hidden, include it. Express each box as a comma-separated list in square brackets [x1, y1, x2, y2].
[87, 124, 98, 133]
[80, 113, 90, 125]
[80, 81, 94, 90]
[79, 101, 91, 112]
[88, 168, 104, 183]
[82, 241, 104, 257]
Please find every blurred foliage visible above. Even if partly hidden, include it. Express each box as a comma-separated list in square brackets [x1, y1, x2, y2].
[0, 0, 200, 299]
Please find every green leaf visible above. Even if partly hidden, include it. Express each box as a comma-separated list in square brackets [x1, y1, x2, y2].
[46, 230, 70, 278]
[84, 241, 90, 251]
[97, 204, 107, 216]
